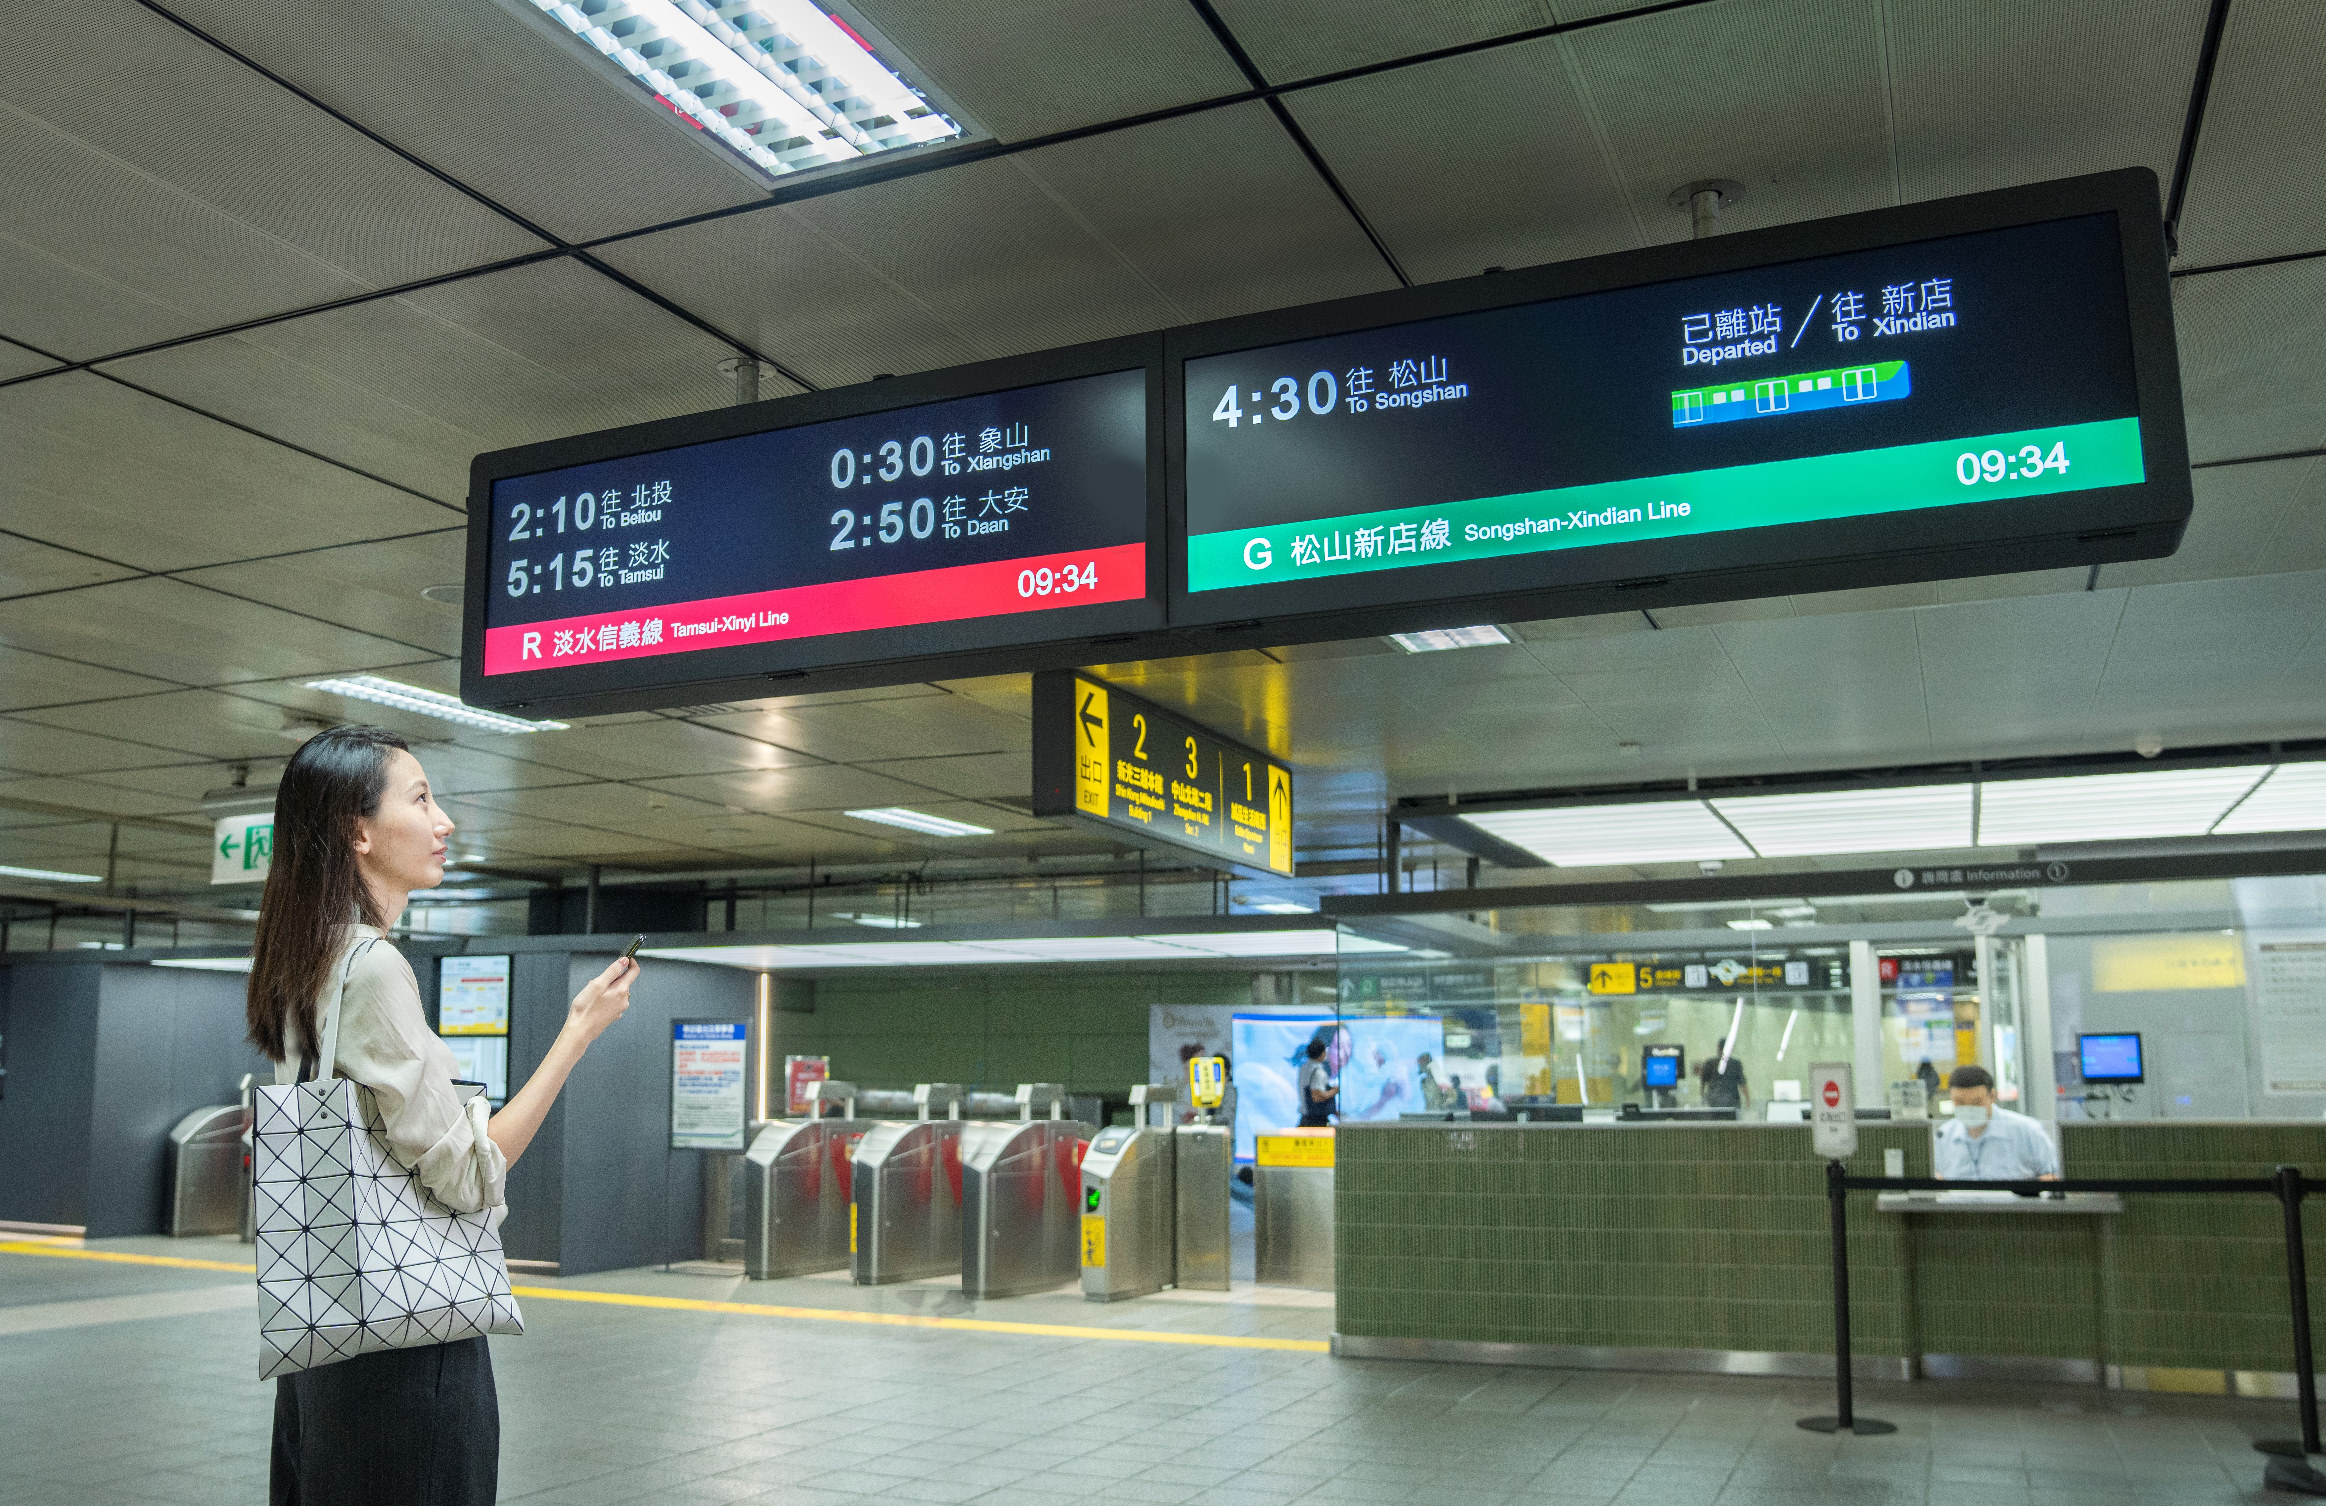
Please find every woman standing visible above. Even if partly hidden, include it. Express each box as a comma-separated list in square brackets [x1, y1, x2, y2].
[247, 725, 637, 1505]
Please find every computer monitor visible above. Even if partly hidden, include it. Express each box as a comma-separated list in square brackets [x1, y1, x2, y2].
[2078, 1032, 2144, 1084]
[1643, 1044, 1684, 1090]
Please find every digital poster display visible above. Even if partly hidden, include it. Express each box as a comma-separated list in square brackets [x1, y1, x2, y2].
[436, 955, 511, 1036]
[464, 339, 1160, 712]
[1173, 170, 2186, 629]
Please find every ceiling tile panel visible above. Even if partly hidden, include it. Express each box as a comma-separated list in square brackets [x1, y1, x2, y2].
[1208, 0, 1557, 80]
[0, 536, 143, 602]
[16, 688, 364, 764]
[858, 752, 1033, 800]
[155, 0, 768, 243]
[638, 764, 942, 814]
[2092, 573, 2326, 729]
[1710, 610, 1925, 750]
[1285, 37, 1638, 283]
[2, 373, 458, 570]
[1885, 0, 2204, 203]
[1011, 102, 1396, 320]
[0, 716, 205, 777]
[0, 577, 430, 688]
[0, 0, 544, 359]
[0, 774, 193, 822]
[2173, 260, 2326, 466]
[0, 645, 177, 714]
[846, 0, 1249, 141]
[696, 696, 1029, 764]
[509, 719, 825, 783]
[0, 340, 59, 381]
[107, 259, 755, 502]
[1910, 589, 2125, 736]
[2171, 0, 2326, 266]
[175, 532, 468, 657]
[1564, 0, 1896, 241]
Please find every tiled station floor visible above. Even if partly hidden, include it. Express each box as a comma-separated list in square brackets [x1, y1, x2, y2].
[0, 1234, 2302, 1505]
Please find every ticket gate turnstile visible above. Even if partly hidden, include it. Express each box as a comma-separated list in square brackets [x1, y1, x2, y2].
[744, 1081, 867, 1280]
[1079, 1084, 1176, 1301]
[168, 1101, 249, 1236]
[851, 1083, 967, 1285]
[1172, 1121, 1232, 1291]
[962, 1083, 1089, 1299]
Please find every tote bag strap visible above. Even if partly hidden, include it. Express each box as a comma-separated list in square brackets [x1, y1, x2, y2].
[297, 937, 376, 1085]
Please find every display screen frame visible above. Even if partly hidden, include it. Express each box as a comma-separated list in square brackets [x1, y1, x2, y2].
[2077, 1031, 2145, 1084]
[1163, 169, 2188, 642]
[436, 953, 511, 1036]
[462, 332, 1167, 716]
[1643, 1044, 1686, 1089]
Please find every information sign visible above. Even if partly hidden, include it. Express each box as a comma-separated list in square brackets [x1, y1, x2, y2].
[211, 812, 274, 885]
[784, 1055, 830, 1118]
[1809, 1062, 1857, 1159]
[1171, 170, 2187, 638]
[1030, 670, 1293, 877]
[436, 955, 511, 1036]
[670, 1019, 751, 1152]
[465, 337, 1162, 714]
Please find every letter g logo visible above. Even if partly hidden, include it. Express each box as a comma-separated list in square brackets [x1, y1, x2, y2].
[1243, 536, 1272, 571]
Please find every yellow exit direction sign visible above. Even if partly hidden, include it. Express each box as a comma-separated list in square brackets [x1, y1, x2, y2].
[1587, 962, 1637, 995]
[1031, 670, 1295, 878]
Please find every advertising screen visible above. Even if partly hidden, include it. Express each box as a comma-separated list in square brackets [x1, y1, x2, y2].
[436, 955, 510, 1036]
[1173, 171, 2185, 634]
[464, 338, 1160, 713]
[1229, 1014, 1447, 1161]
[440, 1036, 508, 1103]
[2078, 1032, 2145, 1083]
[1643, 1044, 1685, 1089]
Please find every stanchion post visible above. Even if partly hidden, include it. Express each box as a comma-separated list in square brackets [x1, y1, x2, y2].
[2259, 1164, 2326, 1494]
[1798, 1062, 1893, 1437]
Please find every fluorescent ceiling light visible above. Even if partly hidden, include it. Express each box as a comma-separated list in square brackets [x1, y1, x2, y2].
[305, 675, 568, 734]
[1712, 785, 1973, 856]
[645, 928, 1406, 970]
[152, 957, 254, 972]
[0, 863, 105, 883]
[2215, 762, 2326, 835]
[1388, 625, 1511, 653]
[1726, 918, 1776, 930]
[844, 807, 993, 836]
[1975, 765, 2268, 845]
[974, 937, 1208, 962]
[1466, 801, 1752, 867]
[1240, 900, 1314, 914]
[522, 0, 966, 182]
[831, 912, 922, 929]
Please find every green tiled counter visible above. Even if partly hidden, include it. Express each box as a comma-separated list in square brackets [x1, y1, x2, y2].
[1333, 1119, 2326, 1385]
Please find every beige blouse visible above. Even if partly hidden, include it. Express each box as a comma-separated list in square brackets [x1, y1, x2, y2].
[275, 925, 508, 1215]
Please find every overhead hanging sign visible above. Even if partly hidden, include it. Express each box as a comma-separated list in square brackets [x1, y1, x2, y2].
[1170, 169, 2188, 638]
[1030, 671, 1293, 877]
[211, 812, 274, 885]
[463, 336, 1162, 715]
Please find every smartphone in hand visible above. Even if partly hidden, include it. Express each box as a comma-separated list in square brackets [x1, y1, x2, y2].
[620, 934, 645, 970]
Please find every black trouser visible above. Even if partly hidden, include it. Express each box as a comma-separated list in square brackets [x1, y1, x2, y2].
[271, 1337, 498, 1506]
[1297, 1111, 1333, 1127]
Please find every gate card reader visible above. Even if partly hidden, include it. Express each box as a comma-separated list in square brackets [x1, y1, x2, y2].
[1080, 1084, 1176, 1302]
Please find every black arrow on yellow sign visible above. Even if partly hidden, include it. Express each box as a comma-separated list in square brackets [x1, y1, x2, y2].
[1079, 691, 1104, 746]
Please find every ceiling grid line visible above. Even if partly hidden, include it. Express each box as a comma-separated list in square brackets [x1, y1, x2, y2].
[0, 527, 467, 609]
[2162, 0, 2237, 255]
[1550, 35, 1651, 247]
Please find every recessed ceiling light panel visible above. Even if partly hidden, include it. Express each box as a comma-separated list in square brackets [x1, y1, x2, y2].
[1388, 625, 1511, 652]
[1975, 765, 2269, 844]
[520, 0, 969, 181]
[0, 863, 106, 884]
[1712, 784, 1973, 856]
[2214, 762, 2326, 835]
[306, 675, 569, 734]
[844, 807, 994, 836]
[1465, 801, 1753, 867]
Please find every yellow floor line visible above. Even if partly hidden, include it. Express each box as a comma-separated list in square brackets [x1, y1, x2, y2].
[0, 1242, 1328, 1354]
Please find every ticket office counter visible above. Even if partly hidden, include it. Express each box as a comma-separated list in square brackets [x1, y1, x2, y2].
[1331, 1118, 2326, 1390]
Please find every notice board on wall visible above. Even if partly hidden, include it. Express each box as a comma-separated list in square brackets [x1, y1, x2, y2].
[670, 1019, 751, 1152]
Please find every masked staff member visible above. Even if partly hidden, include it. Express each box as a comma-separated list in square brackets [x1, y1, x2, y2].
[1934, 1065, 2059, 1182]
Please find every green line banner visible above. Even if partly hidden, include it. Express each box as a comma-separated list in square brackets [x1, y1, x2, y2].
[1184, 417, 2145, 593]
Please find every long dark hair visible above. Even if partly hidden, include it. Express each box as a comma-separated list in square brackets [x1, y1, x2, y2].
[247, 726, 408, 1062]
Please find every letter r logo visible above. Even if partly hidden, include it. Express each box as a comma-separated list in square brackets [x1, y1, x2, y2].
[521, 632, 542, 660]
[1243, 536, 1272, 571]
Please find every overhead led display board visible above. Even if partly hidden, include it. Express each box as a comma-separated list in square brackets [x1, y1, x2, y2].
[1030, 671, 1293, 877]
[1169, 169, 2188, 638]
[462, 336, 1161, 714]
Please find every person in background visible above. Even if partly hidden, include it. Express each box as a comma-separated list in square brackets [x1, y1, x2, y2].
[1916, 1057, 1942, 1111]
[1297, 1038, 1337, 1127]
[1934, 1064, 2059, 1182]
[1697, 1038, 1749, 1111]
[1416, 1051, 1456, 1111]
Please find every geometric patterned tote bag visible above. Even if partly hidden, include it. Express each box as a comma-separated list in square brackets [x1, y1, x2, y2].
[253, 944, 523, 1380]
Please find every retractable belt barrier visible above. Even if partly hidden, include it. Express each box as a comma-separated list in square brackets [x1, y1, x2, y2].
[1810, 1162, 2323, 1498]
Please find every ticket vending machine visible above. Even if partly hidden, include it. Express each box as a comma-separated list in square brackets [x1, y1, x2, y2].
[1079, 1084, 1176, 1301]
[961, 1083, 1090, 1299]
[1174, 1057, 1231, 1292]
[744, 1080, 866, 1280]
[851, 1083, 965, 1285]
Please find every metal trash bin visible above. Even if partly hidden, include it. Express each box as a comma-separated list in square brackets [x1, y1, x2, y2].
[962, 1083, 1089, 1299]
[168, 1101, 250, 1236]
[1079, 1084, 1176, 1302]
[745, 1081, 867, 1279]
[851, 1083, 967, 1285]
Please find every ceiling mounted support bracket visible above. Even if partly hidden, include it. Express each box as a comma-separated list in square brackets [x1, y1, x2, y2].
[1669, 179, 1745, 239]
